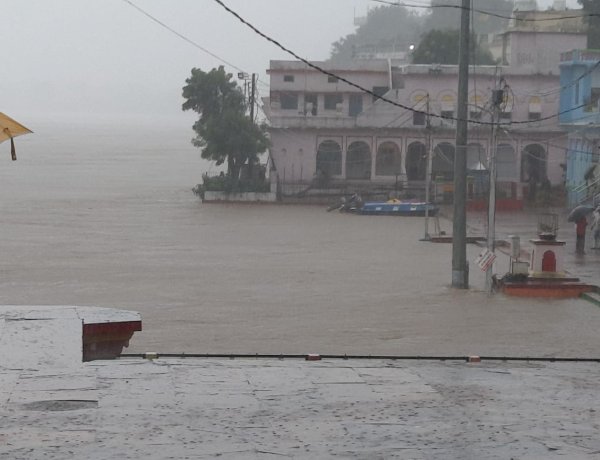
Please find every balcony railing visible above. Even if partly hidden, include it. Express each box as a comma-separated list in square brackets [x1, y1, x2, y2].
[269, 114, 359, 129]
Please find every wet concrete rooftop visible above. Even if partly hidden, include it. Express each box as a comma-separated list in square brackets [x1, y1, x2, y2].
[2, 305, 600, 459]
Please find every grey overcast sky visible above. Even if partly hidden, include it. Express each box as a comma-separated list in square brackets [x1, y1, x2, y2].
[1, 0, 581, 123]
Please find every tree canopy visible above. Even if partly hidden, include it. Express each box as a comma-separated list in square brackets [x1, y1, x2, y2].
[329, 6, 424, 63]
[329, 1, 512, 63]
[425, 0, 513, 35]
[182, 66, 269, 182]
[578, 0, 600, 49]
[412, 29, 496, 65]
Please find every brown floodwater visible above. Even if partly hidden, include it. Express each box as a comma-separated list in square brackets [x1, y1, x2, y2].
[2, 116, 600, 357]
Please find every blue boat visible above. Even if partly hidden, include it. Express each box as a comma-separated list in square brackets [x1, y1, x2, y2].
[359, 199, 438, 216]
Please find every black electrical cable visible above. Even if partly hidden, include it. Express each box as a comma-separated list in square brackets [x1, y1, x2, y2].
[212, 0, 587, 127]
[120, 352, 600, 363]
[371, 0, 598, 23]
[121, 0, 270, 89]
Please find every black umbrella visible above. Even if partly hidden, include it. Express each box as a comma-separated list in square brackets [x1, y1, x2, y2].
[567, 205, 595, 222]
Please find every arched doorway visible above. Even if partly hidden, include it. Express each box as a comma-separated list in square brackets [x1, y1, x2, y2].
[406, 142, 427, 180]
[432, 142, 455, 180]
[496, 144, 516, 181]
[467, 143, 487, 198]
[521, 143, 547, 200]
[521, 144, 547, 182]
[467, 143, 486, 170]
[375, 142, 401, 176]
[346, 141, 372, 180]
[316, 140, 342, 177]
[542, 250, 556, 272]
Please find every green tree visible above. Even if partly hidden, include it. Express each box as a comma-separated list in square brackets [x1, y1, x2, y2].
[425, 0, 513, 35]
[182, 66, 269, 184]
[329, 1, 512, 64]
[412, 29, 496, 65]
[578, 0, 600, 49]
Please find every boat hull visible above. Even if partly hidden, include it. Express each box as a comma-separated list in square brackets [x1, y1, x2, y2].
[359, 202, 438, 216]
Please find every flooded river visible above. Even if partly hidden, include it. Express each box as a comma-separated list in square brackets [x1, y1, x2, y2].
[2, 116, 600, 357]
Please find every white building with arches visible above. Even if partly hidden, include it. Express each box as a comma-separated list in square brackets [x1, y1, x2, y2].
[264, 58, 569, 205]
[263, 6, 588, 204]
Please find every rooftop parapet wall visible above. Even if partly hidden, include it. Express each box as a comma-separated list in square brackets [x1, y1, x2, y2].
[509, 9, 586, 34]
[561, 49, 600, 63]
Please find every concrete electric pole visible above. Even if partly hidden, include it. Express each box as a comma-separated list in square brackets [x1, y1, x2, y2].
[250, 73, 256, 123]
[452, 0, 471, 289]
[485, 84, 504, 292]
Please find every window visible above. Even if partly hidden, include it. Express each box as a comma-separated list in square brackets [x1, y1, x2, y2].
[441, 110, 454, 120]
[270, 91, 280, 108]
[349, 94, 363, 116]
[283, 75, 294, 82]
[469, 110, 482, 120]
[528, 96, 542, 120]
[376, 142, 401, 176]
[316, 140, 342, 177]
[432, 143, 455, 181]
[440, 95, 455, 122]
[521, 144, 547, 184]
[280, 93, 298, 110]
[588, 88, 600, 112]
[328, 76, 339, 83]
[346, 141, 372, 180]
[413, 111, 426, 126]
[499, 111, 512, 122]
[324, 94, 343, 110]
[406, 142, 427, 180]
[304, 94, 318, 116]
[372, 86, 389, 102]
[496, 144, 516, 180]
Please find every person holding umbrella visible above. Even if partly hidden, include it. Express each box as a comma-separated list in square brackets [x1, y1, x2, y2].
[568, 205, 595, 255]
[592, 207, 600, 250]
[575, 215, 587, 255]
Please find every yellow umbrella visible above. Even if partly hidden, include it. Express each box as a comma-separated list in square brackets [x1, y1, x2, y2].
[0, 112, 33, 161]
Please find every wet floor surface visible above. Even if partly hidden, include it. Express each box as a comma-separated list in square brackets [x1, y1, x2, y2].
[3, 354, 600, 459]
[3, 305, 600, 459]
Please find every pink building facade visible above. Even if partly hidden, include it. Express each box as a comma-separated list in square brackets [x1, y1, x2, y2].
[264, 29, 586, 203]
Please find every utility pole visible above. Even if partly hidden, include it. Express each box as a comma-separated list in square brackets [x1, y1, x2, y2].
[250, 73, 256, 123]
[486, 83, 503, 292]
[452, 0, 471, 288]
[424, 94, 433, 240]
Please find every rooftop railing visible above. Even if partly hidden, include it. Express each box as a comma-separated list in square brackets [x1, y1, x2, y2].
[561, 49, 600, 63]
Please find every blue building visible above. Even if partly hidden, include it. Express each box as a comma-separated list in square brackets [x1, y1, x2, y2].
[559, 49, 600, 207]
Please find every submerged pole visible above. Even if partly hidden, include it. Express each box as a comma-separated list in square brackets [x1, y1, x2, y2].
[452, 0, 471, 289]
[424, 94, 432, 240]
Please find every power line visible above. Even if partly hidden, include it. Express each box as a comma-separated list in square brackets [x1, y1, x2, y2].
[370, 0, 596, 23]
[121, 0, 269, 89]
[514, 59, 600, 99]
[211, 0, 586, 128]
[371, 0, 600, 100]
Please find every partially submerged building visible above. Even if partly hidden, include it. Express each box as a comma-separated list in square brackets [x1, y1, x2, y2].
[263, 3, 586, 207]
